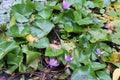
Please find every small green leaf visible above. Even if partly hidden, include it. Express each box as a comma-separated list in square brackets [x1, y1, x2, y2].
[34, 1, 45, 11]
[74, 9, 82, 22]
[72, 48, 91, 65]
[7, 24, 30, 37]
[110, 20, 120, 27]
[6, 65, 18, 74]
[89, 29, 109, 43]
[111, 28, 120, 45]
[92, 0, 104, 8]
[96, 69, 111, 80]
[71, 66, 97, 80]
[76, 17, 93, 25]
[10, 16, 16, 27]
[33, 20, 54, 37]
[7, 53, 23, 66]
[0, 41, 18, 60]
[25, 51, 41, 64]
[0, 60, 4, 70]
[14, 12, 28, 23]
[12, 4, 33, 17]
[45, 47, 64, 57]
[19, 63, 27, 73]
[29, 37, 50, 48]
[38, 9, 52, 19]
[64, 22, 73, 32]
[6, 53, 23, 74]
[107, 10, 117, 18]
[28, 59, 39, 70]
[90, 62, 106, 71]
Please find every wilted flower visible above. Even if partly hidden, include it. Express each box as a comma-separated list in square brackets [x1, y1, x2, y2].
[96, 48, 101, 56]
[62, 0, 71, 10]
[26, 34, 38, 43]
[65, 54, 73, 62]
[48, 58, 58, 68]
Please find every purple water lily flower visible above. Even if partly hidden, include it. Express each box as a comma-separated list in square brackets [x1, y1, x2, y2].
[96, 48, 101, 56]
[65, 54, 73, 62]
[48, 58, 58, 68]
[62, 0, 71, 10]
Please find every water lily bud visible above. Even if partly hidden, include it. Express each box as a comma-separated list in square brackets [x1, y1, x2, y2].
[96, 48, 101, 56]
[62, 0, 71, 10]
[65, 54, 73, 62]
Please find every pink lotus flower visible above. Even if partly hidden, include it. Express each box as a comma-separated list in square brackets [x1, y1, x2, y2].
[62, 0, 71, 10]
[48, 58, 58, 68]
[65, 54, 73, 62]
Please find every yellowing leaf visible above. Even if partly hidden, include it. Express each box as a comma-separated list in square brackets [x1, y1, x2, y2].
[10, 16, 16, 27]
[26, 34, 38, 43]
[114, 4, 120, 9]
[107, 16, 116, 23]
[113, 68, 120, 80]
[110, 53, 120, 62]
[3, 36, 9, 40]
[61, 40, 76, 53]
[106, 6, 114, 10]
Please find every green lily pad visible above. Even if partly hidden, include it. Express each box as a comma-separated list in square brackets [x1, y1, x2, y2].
[0, 41, 18, 60]
[71, 66, 97, 80]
